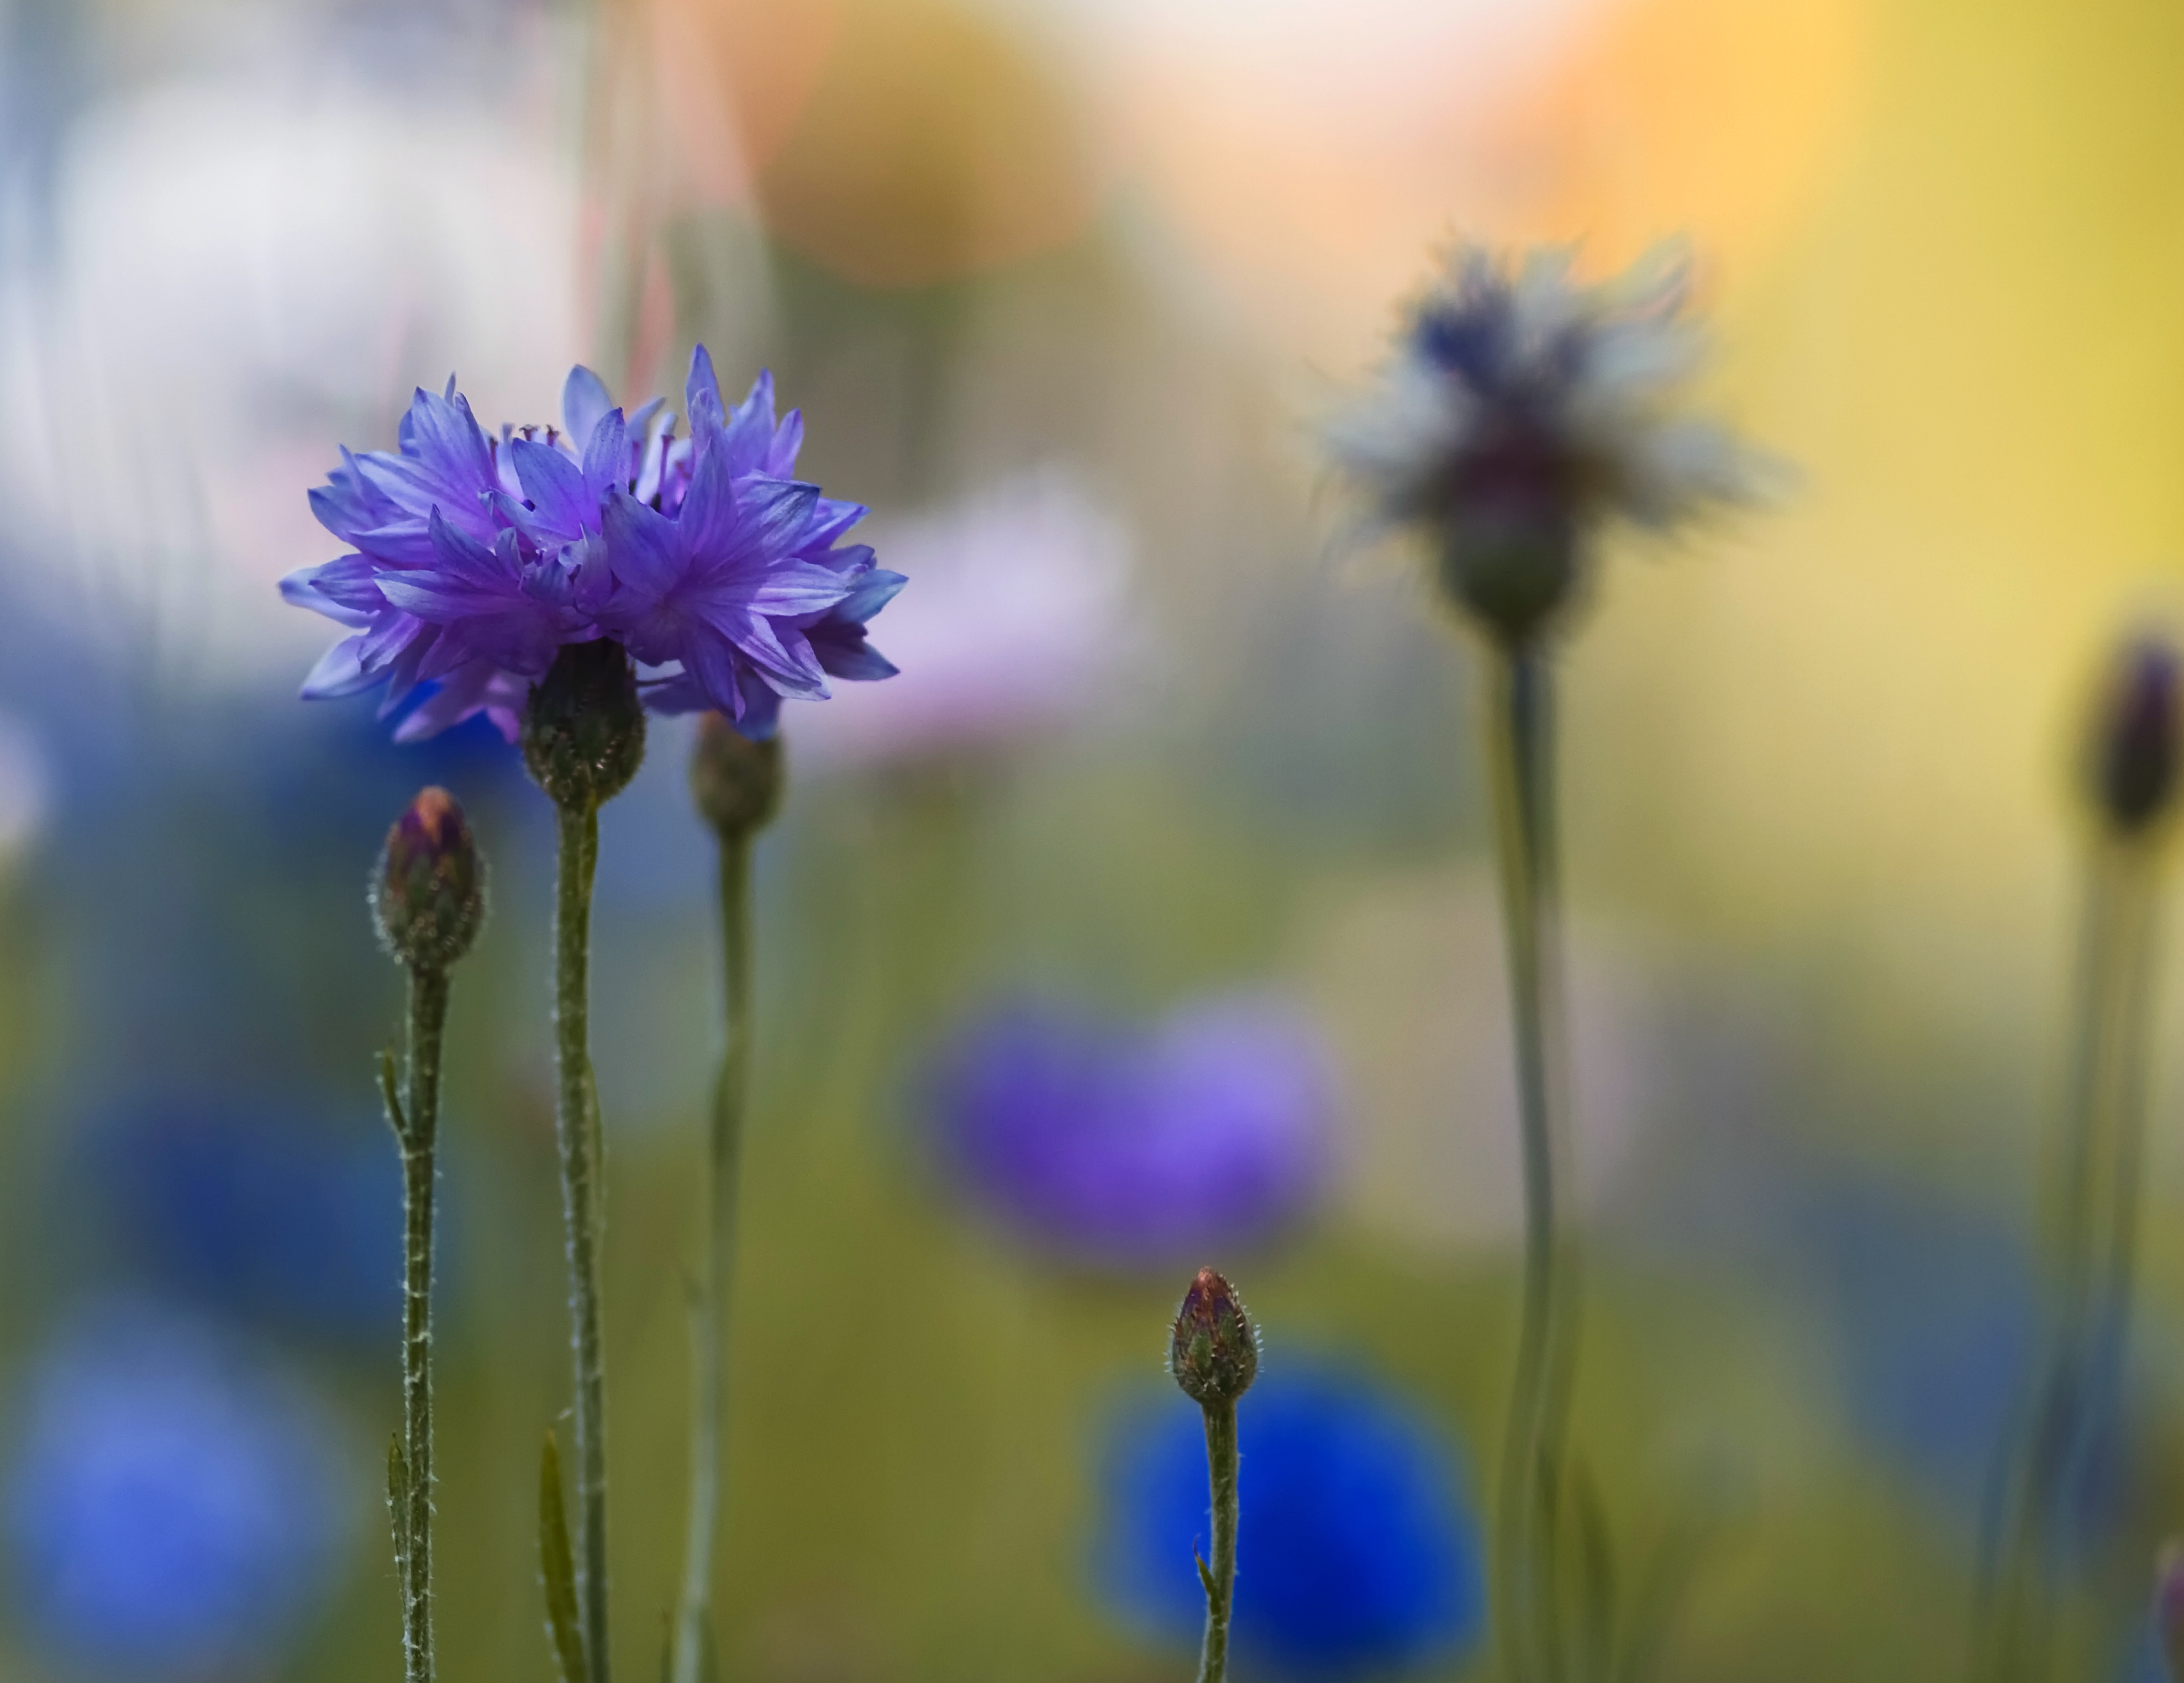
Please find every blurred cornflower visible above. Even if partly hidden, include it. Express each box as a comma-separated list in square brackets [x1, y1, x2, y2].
[94, 1101, 402, 1340]
[4, 1299, 349, 1677]
[787, 469, 1132, 768]
[928, 991, 1338, 1269]
[1803, 1179, 2036, 1522]
[283, 349, 901, 741]
[1099, 1369, 1486, 1679]
[1326, 245, 1764, 645]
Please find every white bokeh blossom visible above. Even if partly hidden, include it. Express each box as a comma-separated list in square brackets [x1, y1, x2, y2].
[1328, 245, 1770, 642]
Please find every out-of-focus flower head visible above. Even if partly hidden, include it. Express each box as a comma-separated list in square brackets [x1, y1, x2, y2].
[2155, 1542, 2184, 1683]
[1814, 1184, 2031, 1513]
[4, 1299, 349, 1676]
[928, 990, 1338, 1270]
[283, 348, 901, 742]
[785, 468, 1132, 768]
[92, 1101, 403, 1339]
[1098, 1368, 1486, 1678]
[1327, 245, 1766, 645]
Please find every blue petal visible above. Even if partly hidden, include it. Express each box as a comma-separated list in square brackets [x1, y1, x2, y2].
[580, 408, 627, 508]
[601, 489, 685, 600]
[686, 344, 724, 435]
[814, 633, 898, 682]
[714, 370, 778, 477]
[509, 438, 593, 539]
[299, 635, 378, 699]
[835, 566, 907, 623]
[562, 365, 614, 455]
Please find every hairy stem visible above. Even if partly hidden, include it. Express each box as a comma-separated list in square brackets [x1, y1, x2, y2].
[1197, 1400, 1240, 1683]
[674, 832, 754, 1683]
[1487, 643, 1576, 1683]
[399, 963, 450, 1683]
[554, 800, 612, 1683]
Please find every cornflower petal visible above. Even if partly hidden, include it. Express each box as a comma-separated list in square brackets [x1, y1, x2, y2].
[509, 438, 594, 540]
[600, 489, 685, 600]
[299, 635, 376, 698]
[580, 408, 627, 509]
[562, 365, 614, 457]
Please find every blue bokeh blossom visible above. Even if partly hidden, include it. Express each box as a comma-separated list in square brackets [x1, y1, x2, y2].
[928, 990, 1338, 1270]
[1098, 1368, 1486, 1679]
[91, 1101, 406, 1340]
[283, 349, 900, 742]
[4, 1300, 349, 1676]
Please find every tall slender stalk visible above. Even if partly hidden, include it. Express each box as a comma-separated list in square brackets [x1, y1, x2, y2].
[1171, 1268, 1257, 1683]
[370, 785, 483, 1683]
[1197, 1399, 1240, 1683]
[398, 963, 450, 1683]
[553, 800, 612, 1683]
[1486, 642, 1576, 1683]
[1985, 838, 2162, 1682]
[673, 830, 754, 1683]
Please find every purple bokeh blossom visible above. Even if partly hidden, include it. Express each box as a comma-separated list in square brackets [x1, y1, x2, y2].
[929, 990, 1339, 1268]
[282, 349, 901, 742]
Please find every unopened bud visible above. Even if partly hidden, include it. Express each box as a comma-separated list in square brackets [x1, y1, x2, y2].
[691, 714, 784, 840]
[2092, 637, 2180, 836]
[1436, 440, 1583, 647]
[522, 639, 646, 811]
[1170, 1267, 1259, 1407]
[372, 787, 485, 969]
[2154, 1540, 2184, 1681]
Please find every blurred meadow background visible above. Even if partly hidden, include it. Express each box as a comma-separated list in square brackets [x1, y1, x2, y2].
[4, 0, 2184, 1679]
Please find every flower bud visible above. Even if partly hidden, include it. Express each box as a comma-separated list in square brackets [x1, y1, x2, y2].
[372, 787, 485, 969]
[521, 639, 647, 811]
[2155, 1540, 2184, 1681]
[1436, 442, 1583, 647]
[2092, 637, 2181, 836]
[690, 714, 784, 840]
[1170, 1267, 1259, 1407]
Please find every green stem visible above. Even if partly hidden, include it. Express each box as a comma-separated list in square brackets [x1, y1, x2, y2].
[674, 832, 754, 1683]
[1984, 841, 2161, 1683]
[1197, 1400, 1240, 1683]
[1487, 642, 1576, 1683]
[554, 800, 612, 1683]
[400, 963, 450, 1683]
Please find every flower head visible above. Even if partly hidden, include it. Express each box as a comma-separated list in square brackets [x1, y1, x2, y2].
[600, 349, 906, 737]
[1099, 1369, 1486, 1679]
[927, 991, 1338, 1269]
[1328, 245, 1765, 645]
[284, 350, 901, 742]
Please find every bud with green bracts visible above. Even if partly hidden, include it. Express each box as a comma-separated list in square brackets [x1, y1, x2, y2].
[372, 786, 485, 972]
[1171, 1267, 1259, 1408]
[523, 639, 647, 812]
[690, 715, 784, 841]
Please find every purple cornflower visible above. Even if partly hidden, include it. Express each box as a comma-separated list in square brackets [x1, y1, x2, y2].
[282, 350, 901, 741]
[928, 990, 1339, 1269]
